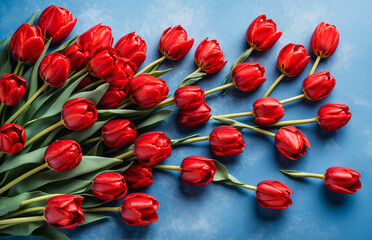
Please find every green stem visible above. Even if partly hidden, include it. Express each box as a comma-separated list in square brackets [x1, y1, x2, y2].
[279, 94, 306, 104]
[280, 170, 324, 179]
[171, 136, 209, 144]
[24, 121, 64, 148]
[114, 149, 135, 159]
[13, 60, 22, 75]
[18, 64, 25, 77]
[179, 67, 203, 87]
[81, 136, 102, 145]
[1, 207, 45, 219]
[0, 102, 5, 116]
[0, 171, 9, 186]
[205, 83, 234, 96]
[116, 99, 133, 109]
[69, 67, 88, 82]
[0, 216, 45, 225]
[76, 79, 105, 93]
[309, 56, 321, 75]
[134, 56, 167, 77]
[152, 165, 181, 171]
[82, 207, 121, 213]
[240, 184, 257, 191]
[266, 117, 318, 127]
[211, 111, 254, 119]
[0, 105, 6, 125]
[156, 97, 174, 109]
[20, 194, 62, 207]
[0, 224, 15, 230]
[263, 73, 286, 97]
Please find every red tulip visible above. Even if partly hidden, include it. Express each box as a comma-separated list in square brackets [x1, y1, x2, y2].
[63, 44, 85, 71]
[0, 124, 26, 154]
[123, 163, 153, 188]
[324, 167, 361, 194]
[0, 74, 27, 106]
[159, 25, 194, 60]
[39, 53, 71, 87]
[317, 104, 351, 131]
[128, 73, 169, 107]
[194, 38, 227, 74]
[97, 87, 128, 109]
[92, 172, 127, 201]
[209, 126, 245, 156]
[246, 15, 282, 51]
[253, 97, 284, 125]
[134, 131, 172, 165]
[180, 156, 216, 186]
[102, 119, 137, 148]
[177, 102, 211, 127]
[174, 86, 205, 109]
[232, 62, 266, 91]
[44, 195, 84, 229]
[104, 57, 137, 89]
[37, 5, 77, 44]
[115, 32, 147, 67]
[275, 126, 310, 160]
[77, 23, 113, 51]
[44, 140, 82, 171]
[61, 98, 98, 130]
[10, 23, 44, 64]
[255, 180, 293, 209]
[311, 22, 339, 58]
[120, 193, 159, 226]
[74, 74, 92, 92]
[86, 46, 120, 79]
[302, 71, 336, 100]
[277, 43, 310, 77]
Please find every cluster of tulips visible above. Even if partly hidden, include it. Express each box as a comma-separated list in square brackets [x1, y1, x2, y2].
[0, 5, 361, 237]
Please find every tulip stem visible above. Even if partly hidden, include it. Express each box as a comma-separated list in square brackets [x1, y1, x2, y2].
[240, 184, 257, 191]
[0, 163, 48, 195]
[266, 117, 318, 127]
[0, 103, 5, 116]
[263, 73, 286, 97]
[211, 111, 254, 119]
[0, 224, 15, 230]
[280, 169, 324, 179]
[5, 83, 48, 124]
[83, 207, 121, 212]
[117, 98, 133, 109]
[24, 121, 64, 148]
[20, 194, 62, 207]
[179, 67, 203, 87]
[81, 136, 102, 145]
[205, 83, 234, 96]
[76, 79, 105, 93]
[114, 149, 135, 159]
[152, 165, 181, 171]
[135, 55, 167, 77]
[309, 56, 321, 75]
[69, 67, 88, 82]
[13, 60, 22, 75]
[18, 64, 25, 77]
[1, 207, 45, 219]
[0, 216, 45, 226]
[156, 97, 175, 109]
[0, 171, 9, 186]
[279, 94, 306, 104]
[171, 136, 209, 144]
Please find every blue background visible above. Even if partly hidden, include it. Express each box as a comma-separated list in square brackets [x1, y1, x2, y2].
[1, 0, 371, 239]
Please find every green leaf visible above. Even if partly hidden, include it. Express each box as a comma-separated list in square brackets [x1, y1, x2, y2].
[51, 35, 79, 53]
[71, 83, 109, 105]
[210, 117, 246, 131]
[98, 108, 156, 121]
[39, 178, 91, 194]
[82, 196, 106, 208]
[144, 61, 162, 73]
[0, 38, 11, 76]
[212, 160, 244, 187]
[0, 222, 44, 237]
[0, 191, 47, 216]
[39, 127, 63, 148]
[0, 147, 46, 174]
[32, 223, 70, 240]
[136, 109, 173, 132]
[171, 133, 201, 145]
[148, 68, 172, 77]
[59, 120, 108, 143]
[0, 34, 11, 46]
[179, 72, 207, 87]
[87, 141, 104, 156]
[26, 9, 39, 25]
[82, 213, 110, 225]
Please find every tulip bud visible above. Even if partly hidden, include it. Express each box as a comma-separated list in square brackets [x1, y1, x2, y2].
[102, 119, 137, 148]
[232, 62, 266, 91]
[0, 123, 26, 154]
[324, 167, 361, 194]
[10, 24, 44, 64]
[275, 126, 310, 160]
[134, 131, 172, 165]
[174, 86, 205, 109]
[311, 22, 339, 58]
[0, 74, 27, 106]
[177, 102, 211, 127]
[277, 43, 310, 77]
[317, 104, 351, 131]
[92, 172, 127, 201]
[44, 195, 84, 229]
[246, 15, 282, 51]
[180, 156, 216, 186]
[61, 98, 98, 130]
[63, 44, 85, 72]
[121, 193, 159, 226]
[302, 71, 336, 100]
[115, 32, 147, 67]
[86, 46, 120, 79]
[256, 180, 293, 209]
[123, 163, 153, 188]
[39, 53, 71, 88]
[194, 38, 227, 74]
[97, 87, 128, 109]
[209, 126, 245, 156]
[77, 23, 113, 51]
[44, 140, 82, 171]
[253, 97, 284, 125]
[104, 57, 137, 89]
[128, 73, 169, 107]
[159, 25, 194, 60]
[74, 75, 93, 92]
[37, 5, 77, 44]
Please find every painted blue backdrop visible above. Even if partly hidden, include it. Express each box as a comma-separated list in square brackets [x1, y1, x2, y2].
[1, 0, 371, 239]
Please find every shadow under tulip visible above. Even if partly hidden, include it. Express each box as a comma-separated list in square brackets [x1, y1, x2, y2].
[321, 184, 350, 206]
[274, 146, 304, 169]
[177, 178, 208, 199]
[254, 198, 284, 221]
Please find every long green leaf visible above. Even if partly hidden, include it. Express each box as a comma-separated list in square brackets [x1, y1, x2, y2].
[0, 222, 44, 237]
[0, 147, 46, 174]
[70, 83, 109, 105]
[26, 9, 39, 25]
[148, 68, 172, 77]
[32, 223, 70, 240]
[0, 38, 11, 76]
[136, 109, 173, 132]
[98, 108, 155, 121]
[59, 120, 108, 143]
[83, 213, 110, 225]
[51, 35, 79, 53]
[213, 160, 245, 187]
[0, 191, 47, 216]
[179, 72, 207, 87]
[87, 141, 104, 156]
[39, 178, 92, 194]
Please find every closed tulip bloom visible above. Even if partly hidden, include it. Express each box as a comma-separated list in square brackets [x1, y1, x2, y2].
[92, 172, 127, 201]
[180, 156, 216, 186]
[0, 124, 26, 154]
[129, 73, 169, 107]
[311, 22, 339, 58]
[61, 98, 98, 130]
[0, 74, 27, 106]
[246, 15, 282, 51]
[177, 102, 211, 127]
[77, 23, 113, 50]
[121, 193, 159, 226]
[74, 74, 92, 92]
[302, 71, 336, 100]
[102, 119, 137, 148]
[194, 38, 227, 74]
[275, 126, 310, 160]
[209, 126, 245, 156]
[174, 86, 205, 109]
[232, 62, 266, 91]
[123, 163, 153, 188]
[115, 32, 147, 67]
[10, 23, 44, 64]
[134, 131, 172, 165]
[317, 104, 351, 131]
[256, 180, 293, 209]
[253, 97, 284, 125]
[324, 167, 361, 194]
[44, 195, 84, 229]
[86, 46, 120, 78]
[97, 87, 128, 109]
[63, 44, 85, 71]
[39, 53, 71, 87]
[159, 25, 194, 60]
[44, 140, 82, 171]
[104, 57, 137, 89]
[277, 43, 310, 77]
[37, 5, 77, 44]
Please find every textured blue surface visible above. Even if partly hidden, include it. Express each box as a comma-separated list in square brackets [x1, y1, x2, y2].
[1, 0, 371, 239]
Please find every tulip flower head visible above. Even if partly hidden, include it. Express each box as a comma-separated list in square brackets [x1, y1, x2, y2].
[174, 86, 205, 110]
[123, 163, 154, 188]
[311, 22, 339, 58]
[102, 119, 137, 148]
[92, 172, 127, 201]
[317, 104, 351, 131]
[255, 180, 293, 209]
[324, 167, 361, 194]
[177, 102, 211, 127]
[39, 53, 71, 87]
[61, 98, 98, 131]
[115, 32, 147, 67]
[0, 74, 27, 106]
[275, 126, 310, 160]
[302, 71, 336, 101]
[180, 156, 216, 186]
[44, 140, 83, 171]
[232, 62, 266, 92]
[0, 123, 26, 154]
[159, 25, 194, 60]
[209, 126, 245, 156]
[77, 23, 113, 51]
[97, 87, 128, 109]
[63, 44, 85, 71]
[194, 38, 227, 74]
[277, 43, 310, 77]
[253, 97, 284, 125]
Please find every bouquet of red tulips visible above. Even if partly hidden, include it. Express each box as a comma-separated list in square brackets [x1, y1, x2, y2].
[0, 5, 360, 239]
